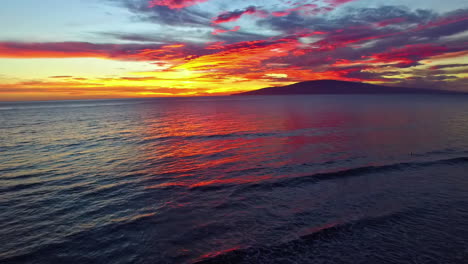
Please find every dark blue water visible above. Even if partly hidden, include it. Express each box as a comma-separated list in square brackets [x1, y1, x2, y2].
[1, 95, 468, 264]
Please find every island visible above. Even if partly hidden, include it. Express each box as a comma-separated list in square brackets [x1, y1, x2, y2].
[232, 80, 464, 95]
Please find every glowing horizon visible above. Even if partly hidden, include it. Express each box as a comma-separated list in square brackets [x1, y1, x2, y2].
[0, 0, 467, 101]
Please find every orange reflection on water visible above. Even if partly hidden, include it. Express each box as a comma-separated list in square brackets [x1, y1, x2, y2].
[134, 97, 428, 191]
[136, 101, 287, 189]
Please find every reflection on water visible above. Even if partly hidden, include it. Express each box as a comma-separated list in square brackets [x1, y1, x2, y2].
[1, 95, 468, 263]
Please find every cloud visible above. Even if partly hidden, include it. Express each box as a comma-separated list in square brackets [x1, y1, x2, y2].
[374, 17, 406, 27]
[259, 5, 433, 33]
[212, 6, 261, 24]
[0, 41, 205, 63]
[3, 2, 467, 96]
[210, 1, 358, 29]
[430, 64, 468, 70]
[0, 42, 113, 59]
[271, 4, 323, 17]
[325, 0, 357, 6]
[212, 26, 241, 35]
[49, 76, 74, 79]
[121, 0, 212, 26]
[148, 0, 210, 9]
[333, 44, 455, 68]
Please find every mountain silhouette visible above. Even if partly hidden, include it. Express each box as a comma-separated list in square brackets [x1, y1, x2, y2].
[232, 80, 463, 95]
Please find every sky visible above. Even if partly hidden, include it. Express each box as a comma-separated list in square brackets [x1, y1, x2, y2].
[0, 0, 467, 101]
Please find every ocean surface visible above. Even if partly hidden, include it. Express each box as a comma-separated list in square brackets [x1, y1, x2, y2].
[1, 95, 468, 264]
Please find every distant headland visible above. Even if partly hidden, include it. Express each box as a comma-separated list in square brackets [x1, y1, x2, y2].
[232, 80, 464, 96]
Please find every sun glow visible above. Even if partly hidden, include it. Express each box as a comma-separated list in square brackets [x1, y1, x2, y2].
[0, 0, 467, 101]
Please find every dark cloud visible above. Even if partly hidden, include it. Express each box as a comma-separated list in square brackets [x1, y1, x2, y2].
[212, 6, 259, 24]
[118, 0, 211, 26]
[431, 64, 468, 70]
[258, 6, 437, 33]
[257, 6, 467, 62]
[149, 0, 210, 9]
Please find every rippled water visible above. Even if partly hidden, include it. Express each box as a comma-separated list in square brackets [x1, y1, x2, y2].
[1, 95, 468, 264]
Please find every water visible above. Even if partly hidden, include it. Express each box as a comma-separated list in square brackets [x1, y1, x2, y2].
[1, 95, 468, 264]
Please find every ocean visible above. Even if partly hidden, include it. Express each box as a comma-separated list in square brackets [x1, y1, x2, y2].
[1, 95, 468, 263]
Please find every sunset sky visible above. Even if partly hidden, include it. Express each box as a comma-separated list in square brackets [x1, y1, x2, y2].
[0, 0, 467, 101]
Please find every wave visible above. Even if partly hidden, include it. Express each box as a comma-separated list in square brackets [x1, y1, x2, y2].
[0, 171, 50, 181]
[193, 208, 425, 264]
[270, 156, 468, 186]
[0, 181, 45, 194]
[139, 128, 330, 144]
[140, 132, 279, 144]
[0, 209, 158, 263]
[191, 156, 468, 193]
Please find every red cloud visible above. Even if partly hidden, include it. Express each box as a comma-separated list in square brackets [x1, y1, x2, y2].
[211, 0, 357, 28]
[0, 42, 196, 64]
[0, 42, 110, 59]
[333, 44, 451, 67]
[368, 44, 449, 65]
[149, 0, 209, 9]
